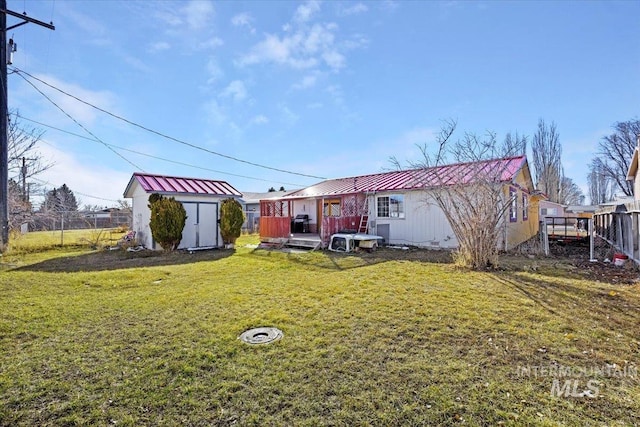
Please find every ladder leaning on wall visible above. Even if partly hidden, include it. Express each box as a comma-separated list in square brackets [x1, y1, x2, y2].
[358, 195, 370, 234]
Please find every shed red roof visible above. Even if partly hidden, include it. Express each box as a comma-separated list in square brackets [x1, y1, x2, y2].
[124, 173, 241, 197]
[284, 156, 528, 199]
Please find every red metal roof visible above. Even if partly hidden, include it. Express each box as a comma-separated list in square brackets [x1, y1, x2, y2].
[124, 173, 242, 197]
[284, 156, 528, 199]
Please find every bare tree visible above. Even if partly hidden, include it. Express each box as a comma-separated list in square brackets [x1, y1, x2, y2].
[587, 158, 614, 204]
[531, 119, 562, 202]
[559, 175, 584, 205]
[6, 111, 52, 233]
[396, 120, 522, 269]
[595, 119, 640, 197]
[503, 131, 527, 156]
[8, 111, 52, 182]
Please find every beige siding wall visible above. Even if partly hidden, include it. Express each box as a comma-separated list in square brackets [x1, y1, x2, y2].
[503, 169, 539, 250]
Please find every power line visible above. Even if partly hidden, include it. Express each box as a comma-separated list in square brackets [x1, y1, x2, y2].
[19, 115, 306, 187]
[31, 176, 120, 203]
[11, 67, 328, 180]
[14, 70, 145, 171]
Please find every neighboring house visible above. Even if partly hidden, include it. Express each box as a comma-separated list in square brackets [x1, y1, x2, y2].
[240, 191, 289, 233]
[539, 200, 566, 218]
[260, 156, 540, 250]
[123, 173, 242, 250]
[81, 207, 132, 228]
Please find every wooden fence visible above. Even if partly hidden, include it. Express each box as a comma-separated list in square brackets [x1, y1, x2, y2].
[593, 200, 640, 263]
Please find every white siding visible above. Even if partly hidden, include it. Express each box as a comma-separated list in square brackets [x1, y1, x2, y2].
[130, 184, 153, 249]
[369, 191, 458, 248]
[292, 198, 316, 223]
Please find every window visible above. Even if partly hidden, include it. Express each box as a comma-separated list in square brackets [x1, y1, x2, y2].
[323, 199, 341, 217]
[377, 195, 405, 218]
[522, 193, 529, 221]
[509, 187, 518, 222]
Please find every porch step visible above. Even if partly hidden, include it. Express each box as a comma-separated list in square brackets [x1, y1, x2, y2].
[285, 237, 322, 251]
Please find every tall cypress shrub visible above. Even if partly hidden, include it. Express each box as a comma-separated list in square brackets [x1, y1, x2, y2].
[148, 194, 187, 251]
[220, 198, 244, 245]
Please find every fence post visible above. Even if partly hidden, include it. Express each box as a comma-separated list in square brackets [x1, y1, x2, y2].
[60, 212, 65, 246]
[589, 218, 595, 261]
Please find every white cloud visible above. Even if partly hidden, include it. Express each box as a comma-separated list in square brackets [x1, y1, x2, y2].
[231, 12, 256, 34]
[33, 74, 118, 126]
[237, 23, 348, 72]
[149, 41, 171, 52]
[339, 3, 369, 16]
[322, 50, 345, 70]
[342, 34, 370, 50]
[220, 80, 248, 102]
[326, 84, 345, 106]
[293, 74, 318, 90]
[204, 99, 227, 125]
[279, 104, 300, 126]
[64, 7, 107, 37]
[251, 115, 269, 125]
[36, 142, 132, 206]
[237, 33, 318, 70]
[294, 1, 321, 23]
[123, 55, 152, 73]
[182, 0, 215, 30]
[199, 37, 224, 50]
[206, 59, 224, 84]
[156, 0, 214, 31]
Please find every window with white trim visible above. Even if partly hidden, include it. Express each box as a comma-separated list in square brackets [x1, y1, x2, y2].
[377, 195, 405, 218]
[509, 187, 518, 222]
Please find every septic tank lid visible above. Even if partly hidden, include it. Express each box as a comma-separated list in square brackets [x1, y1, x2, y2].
[239, 327, 283, 344]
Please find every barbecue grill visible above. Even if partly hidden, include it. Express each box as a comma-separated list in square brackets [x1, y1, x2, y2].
[292, 214, 310, 233]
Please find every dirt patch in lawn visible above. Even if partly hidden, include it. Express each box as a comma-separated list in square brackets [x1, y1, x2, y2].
[14, 247, 235, 273]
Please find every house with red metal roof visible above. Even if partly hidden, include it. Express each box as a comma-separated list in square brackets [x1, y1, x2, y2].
[259, 156, 542, 250]
[123, 172, 242, 250]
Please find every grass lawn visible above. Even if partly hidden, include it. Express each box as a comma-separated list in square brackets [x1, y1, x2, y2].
[0, 233, 639, 426]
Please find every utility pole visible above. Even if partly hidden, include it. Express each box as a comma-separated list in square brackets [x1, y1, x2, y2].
[21, 156, 25, 201]
[0, 1, 54, 250]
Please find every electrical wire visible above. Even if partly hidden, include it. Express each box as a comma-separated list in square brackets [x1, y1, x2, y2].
[11, 67, 328, 180]
[13, 70, 146, 171]
[19, 115, 306, 188]
[31, 176, 120, 203]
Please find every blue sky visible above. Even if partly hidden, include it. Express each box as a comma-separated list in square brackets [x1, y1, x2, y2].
[7, 0, 640, 207]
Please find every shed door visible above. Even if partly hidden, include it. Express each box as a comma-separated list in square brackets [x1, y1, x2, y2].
[198, 203, 218, 247]
[180, 203, 198, 249]
[179, 202, 219, 249]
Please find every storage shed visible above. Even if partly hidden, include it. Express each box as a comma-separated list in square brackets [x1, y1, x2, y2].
[123, 173, 242, 250]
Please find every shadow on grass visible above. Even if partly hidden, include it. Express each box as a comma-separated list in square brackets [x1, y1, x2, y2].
[493, 272, 640, 326]
[248, 246, 454, 271]
[13, 248, 235, 273]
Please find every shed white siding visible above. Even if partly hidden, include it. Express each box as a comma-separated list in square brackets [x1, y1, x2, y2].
[128, 185, 231, 250]
[130, 184, 154, 249]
